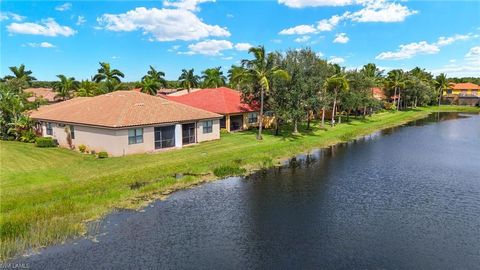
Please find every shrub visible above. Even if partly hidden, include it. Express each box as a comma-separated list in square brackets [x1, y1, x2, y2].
[78, 144, 87, 153]
[213, 165, 246, 178]
[35, 137, 56, 148]
[220, 128, 229, 134]
[19, 130, 37, 143]
[90, 150, 96, 156]
[97, 151, 108, 159]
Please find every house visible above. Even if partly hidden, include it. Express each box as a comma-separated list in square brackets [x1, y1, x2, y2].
[443, 83, 480, 106]
[29, 91, 222, 156]
[371, 87, 386, 100]
[166, 87, 271, 132]
[24, 88, 59, 103]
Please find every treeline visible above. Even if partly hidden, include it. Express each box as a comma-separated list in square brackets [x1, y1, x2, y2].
[0, 45, 477, 141]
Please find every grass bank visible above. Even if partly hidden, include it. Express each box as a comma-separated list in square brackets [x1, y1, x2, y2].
[1, 106, 479, 260]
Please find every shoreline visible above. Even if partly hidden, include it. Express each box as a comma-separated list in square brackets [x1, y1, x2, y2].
[1, 106, 479, 261]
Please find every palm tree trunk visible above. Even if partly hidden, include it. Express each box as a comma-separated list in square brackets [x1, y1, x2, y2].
[393, 87, 398, 109]
[363, 105, 366, 118]
[293, 119, 298, 134]
[321, 106, 325, 128]
[306, 111, 310, 130]
[438, 88, 442, 106]
[331, 90, 337, 127]
[257, 87, 264, 140]
[397, 88, 401, 110]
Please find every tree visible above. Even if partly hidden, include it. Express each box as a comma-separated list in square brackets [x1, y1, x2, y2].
[142, 66, 167, 88]
[140, 77, 160, 95]
[76, 80, 102, 97]
[227, 65, 247, 90]
[178, 69, 200, 93]
[435, 73, 449, 106]
[92, 62, 124, 92]
[202, 67, 226, 88]
[53, 75, 79, 101]
[4, 64, 37, 84]
[240, 46, 289, 140]
[0, 83, 29, 139]
[324, 74, 349, 126]
[385, 69, 406, 110]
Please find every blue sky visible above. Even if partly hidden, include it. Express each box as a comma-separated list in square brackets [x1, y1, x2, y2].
[1, 0, 479, 81]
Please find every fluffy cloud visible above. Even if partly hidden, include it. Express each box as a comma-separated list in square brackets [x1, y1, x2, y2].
[7, 18, 76, 37]
[183, 39, 233, 55]
[0, 11, 25, 22]
[163, 0, 214, 11]
[349, 1, 417, 22]
[234, 43, 253, 51]
[278, 0, 354, 8]
[97, 7, 230, 41]
[76, 16, 86, 26]
[317, 14, 346, 31]
[279, 24, 317, 35]
[55, 3, 72, 11]
[294, 35, 311, 43]
[333, 32, 349, 43]
[465, 46, 480, 58]
[376, 33, 479, 60]
[328, 56, 345, 64]
[24, 42, 56, 48]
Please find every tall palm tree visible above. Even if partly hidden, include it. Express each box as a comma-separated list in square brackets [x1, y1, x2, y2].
[227, 65, 246, 90]
[76, 80, 100, 97]
[142, 66, 167, 88]
[324, 74, 349, 126]
[361, 63, 383, 85]
[178, 69, 200, 93]
[240, 46, 289, 140]
[386, 69, 406, 110]
[4, 64, 37, 83]
[92, 62, 124, 92]
[140, 77, 160, 96]
[435, 73, 449, 106]
[201, 67, 227, 88]
[54, 75, 79, 101]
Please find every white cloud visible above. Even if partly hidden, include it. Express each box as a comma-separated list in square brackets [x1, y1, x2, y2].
[328, 56, 345, 64]
[278, 0, 354, 8]
[222, 56, 234, 60]
[436, 33, 477, 46]
[279, 24, 317, 35]
[76, 16, 86, 26]
[0, 11, 25, 22]
[25, 42, 56, 48]
[163, 0, 214, 11]
[97, 7, 230, 42]
[168, 45, 181, 52]
[294, 35, 311, 43]
[183, 39, 233, 55]
[465, 46, 480, 58]
[7, 18, 76, 37]
[234, 43, 253, 51]
[55, 3, 72, 12]
[430, 46, 480, 76]
[316, 51, 324, 57]
[376, 41, 439, 60]
[317, 14, 346, 31]
[349, 0, 417, 22]
[333, 32, 349, 43]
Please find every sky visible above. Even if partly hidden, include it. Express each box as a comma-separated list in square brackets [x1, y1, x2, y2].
[1, 0, 479, 81]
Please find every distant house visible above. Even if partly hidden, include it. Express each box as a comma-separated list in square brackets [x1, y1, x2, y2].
[29, 91, 222, 156]
[371, 87, 386, 100]
[443, 83, 480, 106]
[166, 87, 269, 132]
[24, 88, 59, 103]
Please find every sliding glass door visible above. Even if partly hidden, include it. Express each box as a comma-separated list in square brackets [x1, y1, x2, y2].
[154, 126, 175, 149]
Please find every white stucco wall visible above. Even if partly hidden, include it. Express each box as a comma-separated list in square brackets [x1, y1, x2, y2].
[197, 119, 220, 142]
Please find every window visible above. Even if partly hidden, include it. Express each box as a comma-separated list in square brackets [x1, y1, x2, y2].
[247, 112, 258, 124]
[128, 128, 143, 145]
[46, 122, 53, 135]
[70, 125, 75, 139]
[446, 89, 452, 94]
[203, 120, 213, 134]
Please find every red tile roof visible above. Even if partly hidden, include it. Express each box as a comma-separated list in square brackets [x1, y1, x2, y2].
[24, 88, 58, 102]
[449, 82, 480, 90]
[29, 91, 221, 128]
[371, 87, 386, 100]
[166, 87, 258, 114]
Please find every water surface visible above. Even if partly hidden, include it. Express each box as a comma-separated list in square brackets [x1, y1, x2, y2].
[15, 113, 480, 269]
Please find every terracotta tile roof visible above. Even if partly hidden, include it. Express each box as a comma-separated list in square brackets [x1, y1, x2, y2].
[449, 82, 480, 90]
[29, 91, 222, 128]
[24, 88, 58, 102]
[166, 87, 258, 114]
[371, 87, 386, 100]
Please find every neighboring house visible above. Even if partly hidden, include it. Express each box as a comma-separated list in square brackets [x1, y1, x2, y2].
[166, 87, 265, 132]
[24, 88, 60, 103]
[29, 91, 222, 156]
[443, 83, 480, 106]
[371, 87, 386, 100]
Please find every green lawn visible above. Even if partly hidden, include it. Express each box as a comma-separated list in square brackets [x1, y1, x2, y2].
[1, 105, 479, 260]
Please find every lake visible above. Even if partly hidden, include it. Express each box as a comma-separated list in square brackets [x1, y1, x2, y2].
[14, 112, 480, 269]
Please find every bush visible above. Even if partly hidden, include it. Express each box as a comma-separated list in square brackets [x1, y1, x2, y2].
[97, 151, 108, 159]
[78, 144, 87, 153]
[35, 137, 56, 148]
[213, 165, 246, 178]
[90, 150, 96, 156]
[19, 130, 37, 143]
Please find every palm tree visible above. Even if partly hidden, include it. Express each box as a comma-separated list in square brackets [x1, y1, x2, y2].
[76, 80, 100, 97]
[324, 74, 349, 126]
[386, 69, 406, 110]
[227, 65, 247, 90]
[140, 77, 160, 96]
[361, 63, 383, 85]
[240, 46, 289, 140]
[92, 62, 124, 92]
[4, 64, 37, 83]
[435, 73, 449, 106]
[142, 66, 167, 88]
[202, 67, 227, 88]
[54, 75, 79, 101]
[178, 69, 200, 93]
